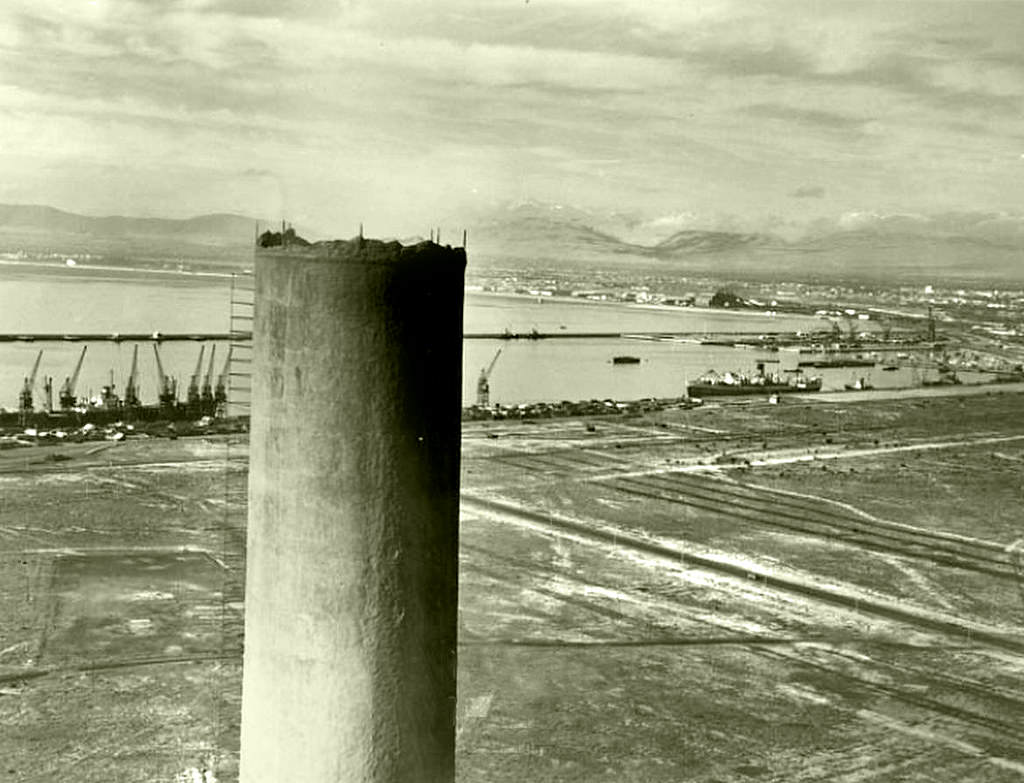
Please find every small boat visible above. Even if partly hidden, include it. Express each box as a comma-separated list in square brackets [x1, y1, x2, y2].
[881, 364, 898, 371]
[922, 372, 961, 387]
[612, 356, 641, 365]
[993, 371, 1024, 383]
[844, 377, 874, 391]
[700, 338, 735, 346]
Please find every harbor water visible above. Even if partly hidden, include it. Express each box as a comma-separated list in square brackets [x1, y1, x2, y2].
[0, 262, 931, 411]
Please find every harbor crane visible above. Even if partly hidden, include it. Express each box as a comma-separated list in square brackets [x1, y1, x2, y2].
[123, 345, 141, 408]
[841, 314, 858, 343]
[152, 344, 178, 409]
[186, 345, 205, 408]
[42, 376, 53, 413]
[98, 369, 119, 409]
[476, 347, 503, 407]
[18, 350, 43, 414]
[214, 346, 230, 413]
[59, 346, 88, 410]
[881, 317, 893, 343]
[201, 344, 217, 406]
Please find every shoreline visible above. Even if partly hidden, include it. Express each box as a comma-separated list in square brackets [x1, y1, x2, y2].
[0, 258, 236, 280]
[466, 288, 831, 326]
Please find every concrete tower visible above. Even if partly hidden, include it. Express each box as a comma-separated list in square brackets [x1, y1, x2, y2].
[240, 236, 466, 782]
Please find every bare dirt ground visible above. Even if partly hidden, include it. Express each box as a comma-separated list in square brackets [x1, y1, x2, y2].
[458, 392, 1024, 782]
[3, 391, 1024, 781]
[0, 437, 246, 782]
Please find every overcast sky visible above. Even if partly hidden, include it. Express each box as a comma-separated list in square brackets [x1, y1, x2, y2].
[1, 0, 1022, 236]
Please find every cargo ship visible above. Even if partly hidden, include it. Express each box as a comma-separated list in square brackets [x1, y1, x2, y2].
[687, 364, 822, 397]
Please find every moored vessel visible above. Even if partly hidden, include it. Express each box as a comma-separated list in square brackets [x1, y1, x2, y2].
[687, 363, 822, 397]
[844, 376, 874, 391]
[798, 356, 875, 369]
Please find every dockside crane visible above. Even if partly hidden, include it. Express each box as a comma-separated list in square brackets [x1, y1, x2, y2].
[153, 344, 178, 409]
[98, 369, 119, 409]
[123, 345, 141, 408]
[476, 347, 503, 407]
[881, 317, 893, 344]
[18, 350, 43, 414]
[200, 344, 217, 408]
[59, 346, 87, 410]
[842, 314, 858, 344]
[186, 345, 205, 409]
[213, 346, 230, 413]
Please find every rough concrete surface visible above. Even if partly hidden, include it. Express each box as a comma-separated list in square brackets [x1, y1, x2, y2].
[240, 238, 466, 782]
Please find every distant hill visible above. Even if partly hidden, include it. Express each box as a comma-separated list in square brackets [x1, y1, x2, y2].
[467, 203, 641, 263]
[772, 229, 1024, 283]
[652, 229, 768, 255]
[0, 204, 261, 244]
[3, 201, 1022, 283]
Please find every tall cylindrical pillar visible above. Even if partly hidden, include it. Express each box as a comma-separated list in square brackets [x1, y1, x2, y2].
[239, 237, 466, 782]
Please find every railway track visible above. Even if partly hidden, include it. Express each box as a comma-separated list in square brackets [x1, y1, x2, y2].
[462, 494, 1024, 653]
[461, 500, 1024, 765]
[757, 644, 1024, 754]
[600, 472, 1018, 581]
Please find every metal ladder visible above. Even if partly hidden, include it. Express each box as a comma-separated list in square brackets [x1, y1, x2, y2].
[208, 270, 255, 776]
[228, 272, 254, 416]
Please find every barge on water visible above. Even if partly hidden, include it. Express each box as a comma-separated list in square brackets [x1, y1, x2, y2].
[798, 357, 875, 369]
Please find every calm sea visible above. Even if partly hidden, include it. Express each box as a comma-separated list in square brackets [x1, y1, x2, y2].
[0, 262, 906, 410]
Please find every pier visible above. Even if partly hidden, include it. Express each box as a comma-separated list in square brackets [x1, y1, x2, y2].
[0, 330, 705, 343]
[0, 330, 936, 350]
[0, 329, 823, 343]
[0, 333, 239, 343]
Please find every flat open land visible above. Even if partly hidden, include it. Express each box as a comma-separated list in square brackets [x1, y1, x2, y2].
[3, 389, 1024, 781]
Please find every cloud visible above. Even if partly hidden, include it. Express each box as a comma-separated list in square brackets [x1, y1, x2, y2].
[1, 0, 1022, 232]
[790, 186, 825, 199]
[831, 53, 1023, 115]
[685, 41, 815, 80]
[185, 0, 349, 18]
[743, 104, 866, 132]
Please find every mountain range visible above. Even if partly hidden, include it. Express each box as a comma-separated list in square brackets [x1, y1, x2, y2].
[1, 201, 1022, 283]
[465, 203, 1024, 283]
[0, 204, 261, 244]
